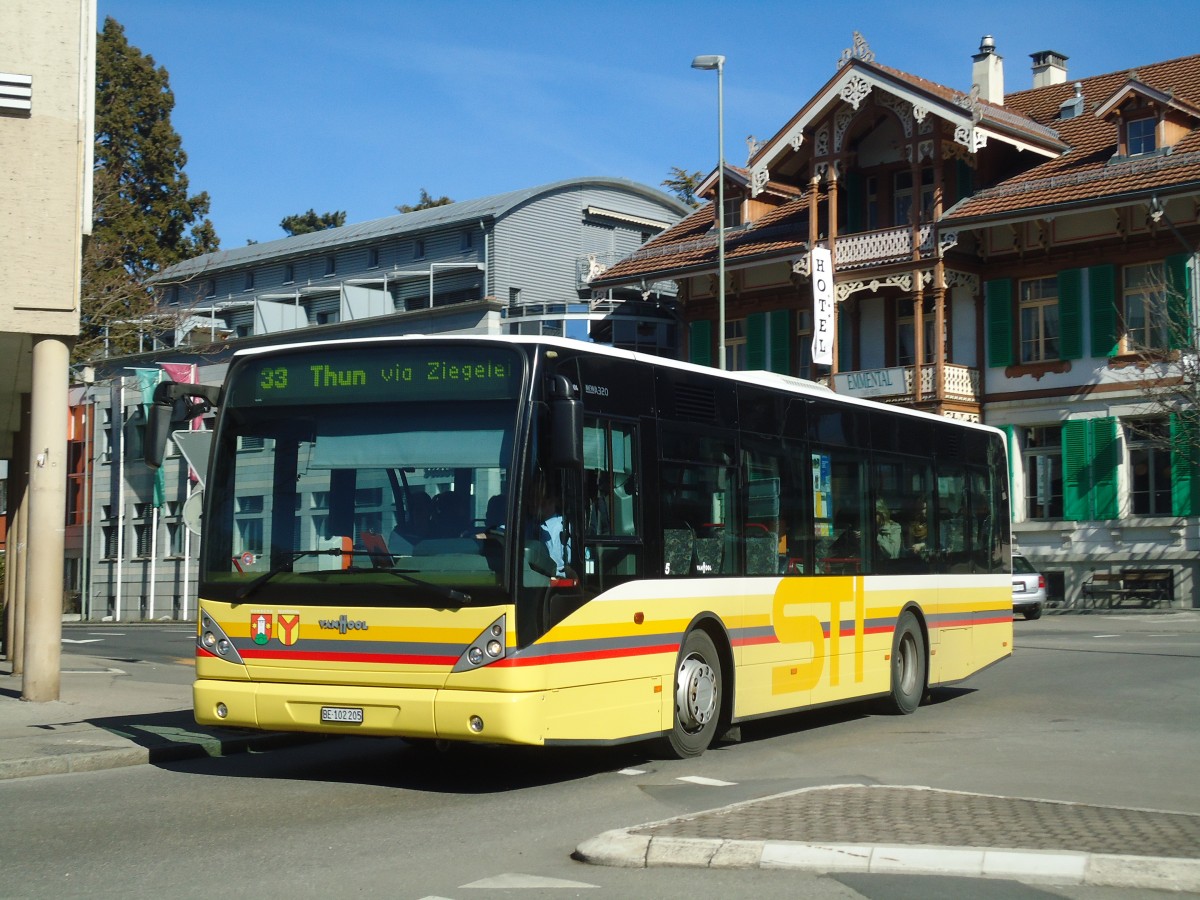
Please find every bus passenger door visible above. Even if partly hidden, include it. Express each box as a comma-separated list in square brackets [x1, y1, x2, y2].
[581, 417, 642, 595]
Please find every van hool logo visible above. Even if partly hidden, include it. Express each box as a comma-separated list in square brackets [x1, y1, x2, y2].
[319, 615, 369, 634]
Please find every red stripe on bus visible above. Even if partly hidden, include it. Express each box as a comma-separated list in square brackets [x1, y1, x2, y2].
[497, 642, 680, 667]
[732, 634, 779, 647]
[240, 649, 458, 666]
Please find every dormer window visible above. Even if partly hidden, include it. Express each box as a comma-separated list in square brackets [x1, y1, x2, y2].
[1127, 117, 1156, 155]
[722, 195, 742, 228]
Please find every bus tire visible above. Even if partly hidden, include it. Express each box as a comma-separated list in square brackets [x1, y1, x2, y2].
[665, 629, 723, 758]
[885, 611, 926, 715]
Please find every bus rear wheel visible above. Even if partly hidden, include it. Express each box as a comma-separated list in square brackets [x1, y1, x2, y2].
[885, 611, 926, 715]
[665, 629, 723, 758]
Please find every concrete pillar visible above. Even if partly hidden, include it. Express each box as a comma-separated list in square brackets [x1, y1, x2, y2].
[21, 336, 70, 702]
[5, 395, 30, 672]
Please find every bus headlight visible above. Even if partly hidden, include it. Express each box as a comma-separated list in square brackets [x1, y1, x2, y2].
[452, 614, 507, 672]
[197, 611, 245, 665]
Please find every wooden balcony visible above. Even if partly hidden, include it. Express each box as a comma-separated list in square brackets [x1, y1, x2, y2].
[830, 363, 981, 410]
[831, 224, 956, 270]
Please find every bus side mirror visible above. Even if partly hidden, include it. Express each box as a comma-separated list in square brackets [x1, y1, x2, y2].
[144, 380, 222, 470]
[145, 402, 175, 469]
[547, 374, 582, 468]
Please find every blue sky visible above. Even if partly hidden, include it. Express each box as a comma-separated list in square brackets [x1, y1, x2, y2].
[97, 0, 1200, 247]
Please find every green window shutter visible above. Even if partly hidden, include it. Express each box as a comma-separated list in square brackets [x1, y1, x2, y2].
[985, 278, 1013, 367]
[689, 320, 712, 367]
[746, 312, 766, 370]
[845, 171, 863, 233]
[837, 304, 852, 371]
[1057, 268, 1083, 360]
[1165, 253, 1193, 351]
[1062, 420, 1090, 521]
[1088, 264, 1118, 357]
[1090, 417, 1119, 520]
[955, 159, 974, 202]
[999, 424, 1016, 521]
[1171, 412, 1200, 517]
[768, 309, 791, 374]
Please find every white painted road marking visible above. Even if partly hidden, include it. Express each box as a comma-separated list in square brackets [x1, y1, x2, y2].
[677, 775, 737, 786]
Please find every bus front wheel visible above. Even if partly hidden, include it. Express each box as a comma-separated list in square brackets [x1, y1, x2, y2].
[885, 611, 926, 715]
[666, 629, 723, 758]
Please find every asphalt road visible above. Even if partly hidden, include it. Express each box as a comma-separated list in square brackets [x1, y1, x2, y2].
[8, 612, 1196, 900]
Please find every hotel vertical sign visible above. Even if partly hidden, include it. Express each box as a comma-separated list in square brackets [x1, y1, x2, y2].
[810, 247, 834, 366]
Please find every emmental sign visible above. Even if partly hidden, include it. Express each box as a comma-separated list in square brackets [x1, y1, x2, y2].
[832, 367, 908, 398]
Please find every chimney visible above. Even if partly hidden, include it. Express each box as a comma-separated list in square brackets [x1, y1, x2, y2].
[1031, 50, 1069, 88]
[972, 35, 1005, 105]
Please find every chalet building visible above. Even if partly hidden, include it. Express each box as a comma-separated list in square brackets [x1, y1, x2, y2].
[593, 34, 1200, 608]
[73, 177, 687, 620]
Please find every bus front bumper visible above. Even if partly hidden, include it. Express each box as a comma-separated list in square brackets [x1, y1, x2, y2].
[194, 678, 551, 745]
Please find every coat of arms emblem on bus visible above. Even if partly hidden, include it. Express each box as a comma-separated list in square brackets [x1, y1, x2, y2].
[251, 613, 272, 645]
[276, 614, 300, 646]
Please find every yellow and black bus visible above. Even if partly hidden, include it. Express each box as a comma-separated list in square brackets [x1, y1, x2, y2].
[149, 334, 1012, 757]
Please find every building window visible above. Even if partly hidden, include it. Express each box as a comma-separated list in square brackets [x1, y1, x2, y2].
[721, 195, 742, 228]
[460, 230, 474, 252]
[1127, 117, 1156, 155]
[894, 168, 934, 226]
[243, 271, 255, 292]
[316, 310, 339, 325]
[324, 256, 336, 277]
[1123, 262, 1169, 351]
[102, 525, 119, 559]
[283, 263, 295, 284]
[864, 175, 880, 230]
[414, 239, 425, 260]
[203, 279, 216, 298]
[367, 247, 380, 268]
[1127, 419, 1172, 515]
[1023, 425, 1063, 519]
[896, 298, 935, 366]
[795, 308, 814, 380]
[134, 522, 154, 557]
[1019, 277, 1060, 362]
[508, 287, 521, 305]
[725, 318, 747, 371]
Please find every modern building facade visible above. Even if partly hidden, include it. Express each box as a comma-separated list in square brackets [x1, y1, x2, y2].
[76, 177, 688, 620]
[1, 0, 95, 696]
[594, 34, 1200, 607]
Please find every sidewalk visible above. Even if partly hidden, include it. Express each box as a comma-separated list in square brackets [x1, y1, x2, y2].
[0, 651, 313, 780]
[5, 643, 1200, 893]
[574, 784, 1200, 892]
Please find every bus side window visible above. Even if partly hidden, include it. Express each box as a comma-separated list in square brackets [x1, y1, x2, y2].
[582, 417, 642, 590]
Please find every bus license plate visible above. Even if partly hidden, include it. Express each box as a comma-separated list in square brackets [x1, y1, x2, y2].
[320, 706, 363, 724]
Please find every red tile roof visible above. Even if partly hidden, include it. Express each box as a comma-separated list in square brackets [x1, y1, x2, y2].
[593, 53, 1200, 287]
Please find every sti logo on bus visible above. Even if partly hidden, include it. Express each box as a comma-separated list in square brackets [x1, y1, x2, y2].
[771, 576, 866, 695]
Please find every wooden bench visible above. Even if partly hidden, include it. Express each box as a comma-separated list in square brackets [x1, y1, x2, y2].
[1121, 569, 1172, 608]
[1082, 570, 1172, 609]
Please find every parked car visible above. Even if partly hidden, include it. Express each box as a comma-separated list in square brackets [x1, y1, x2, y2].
[1012, 554, 1046, 620]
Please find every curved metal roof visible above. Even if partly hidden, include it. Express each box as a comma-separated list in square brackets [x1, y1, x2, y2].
[154, 177, 690, 281]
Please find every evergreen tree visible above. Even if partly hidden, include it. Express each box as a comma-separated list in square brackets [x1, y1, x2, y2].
[395, 188, 454, 213]
[279, 209, 347, 236]
[662, 166, 704, 208]
[80, 17, 219, 362]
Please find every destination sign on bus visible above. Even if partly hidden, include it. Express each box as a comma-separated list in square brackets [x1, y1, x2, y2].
[227, 345, 522, 406]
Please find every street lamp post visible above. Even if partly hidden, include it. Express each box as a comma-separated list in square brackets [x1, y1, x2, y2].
[692, 54, 726, 370]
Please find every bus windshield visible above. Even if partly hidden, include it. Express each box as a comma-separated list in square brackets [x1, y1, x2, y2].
[200, 343, 523, 606]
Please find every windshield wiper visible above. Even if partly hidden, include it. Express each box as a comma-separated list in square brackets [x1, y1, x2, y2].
[380, 569, 472, 606]
[233, 547, 348, 602]
[233, 549, 473, 606]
